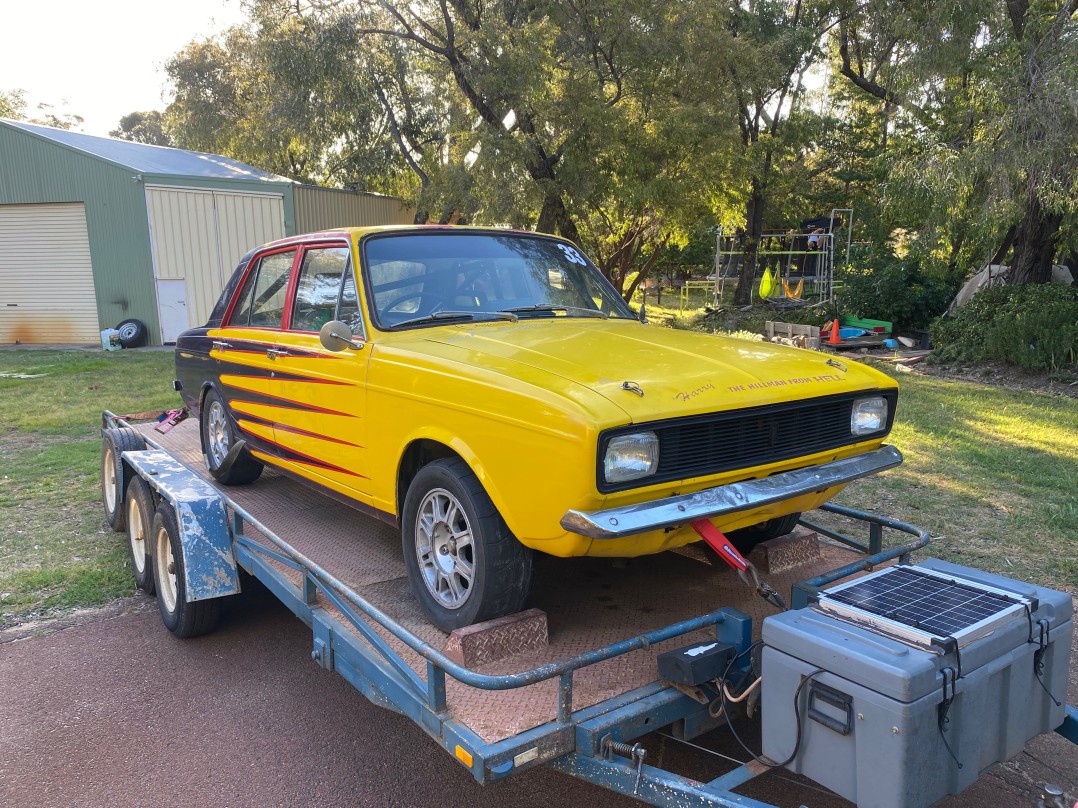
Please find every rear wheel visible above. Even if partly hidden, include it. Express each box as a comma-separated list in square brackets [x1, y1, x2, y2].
[101, 427, 145, 531]
[200, 388, 263, 485]
[125, 476, 156, 594]
[151, 502, 221, 638]
[402, 458, 533, 632]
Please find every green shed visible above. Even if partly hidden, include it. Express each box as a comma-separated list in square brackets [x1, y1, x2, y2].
[0, 120, 413, 345]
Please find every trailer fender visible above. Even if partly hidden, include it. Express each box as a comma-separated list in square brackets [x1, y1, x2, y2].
[121, 449, 240, 602]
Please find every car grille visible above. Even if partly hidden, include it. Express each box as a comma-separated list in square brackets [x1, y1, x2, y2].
[597, 390, 897, 493]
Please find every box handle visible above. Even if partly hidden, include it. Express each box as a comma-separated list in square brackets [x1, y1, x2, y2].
[807, 680, 853, 736]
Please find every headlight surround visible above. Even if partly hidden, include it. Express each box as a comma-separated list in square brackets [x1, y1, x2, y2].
[851, 396, 888, 435]
[604, 432, 659, 483]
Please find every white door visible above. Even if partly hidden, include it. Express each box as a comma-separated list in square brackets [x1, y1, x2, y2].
[0, 202, 100, 344]
[156, 279, 188, 343]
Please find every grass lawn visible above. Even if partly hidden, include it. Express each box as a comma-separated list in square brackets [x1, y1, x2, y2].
[0, 343, 1074, 630]
[0, 349, 178, 628]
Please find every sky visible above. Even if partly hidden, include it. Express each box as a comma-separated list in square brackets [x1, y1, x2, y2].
[1, 0, 249, 136]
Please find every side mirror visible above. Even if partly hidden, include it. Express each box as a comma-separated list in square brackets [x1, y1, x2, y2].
[319, 320, 364, 352]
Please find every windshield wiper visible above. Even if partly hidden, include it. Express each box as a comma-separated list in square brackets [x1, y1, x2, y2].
[501, 304, 608, 319]
[392, 310, 518, 329]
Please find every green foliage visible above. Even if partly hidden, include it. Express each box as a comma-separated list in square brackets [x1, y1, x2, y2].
[931, 284, 1078, 370]
[110, 111, 171, 146]
[837, 246, 956, 331]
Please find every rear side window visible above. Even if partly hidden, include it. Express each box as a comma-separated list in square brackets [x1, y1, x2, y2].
[290, 246, 351, 332]
[229, 250, 295, 328]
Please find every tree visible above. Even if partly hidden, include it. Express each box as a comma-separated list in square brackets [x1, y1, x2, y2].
[0, 88, 83, 129]
[110, 111, 171, 146]
[835, 0, 1078, 283]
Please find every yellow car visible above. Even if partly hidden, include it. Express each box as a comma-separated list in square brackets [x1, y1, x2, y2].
[175, 226, 900, 630]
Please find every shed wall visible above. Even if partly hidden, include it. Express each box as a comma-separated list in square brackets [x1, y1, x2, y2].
[294, 186, 414, 234]
[0, 125, 159, 341]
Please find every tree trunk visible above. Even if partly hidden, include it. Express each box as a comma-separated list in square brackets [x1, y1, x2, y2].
[536, 193, 581, 245]
[1010, 191, 1063, 284]
[734, 177, 766, 305]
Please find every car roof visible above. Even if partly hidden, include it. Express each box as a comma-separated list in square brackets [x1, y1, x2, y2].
[263, 224, 543, 251]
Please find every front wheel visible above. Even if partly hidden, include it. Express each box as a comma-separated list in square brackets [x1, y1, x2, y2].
[200, 388, 263, 485]
[402, 458, 533, 632]
[101, 427, 145, 531]
[726, 512, 802, 554]
[151, 502, 221, 638]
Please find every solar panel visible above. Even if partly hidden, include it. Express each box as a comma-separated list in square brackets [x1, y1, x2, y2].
[817, 566, 1032, 649]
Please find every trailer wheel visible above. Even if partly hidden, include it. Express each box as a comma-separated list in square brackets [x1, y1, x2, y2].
[201, 388, 263, 485]
[101, 427, 145, 531]
[151, 502, 221, 638]
[726, 512, 802, 554]
[402, 458, 533, 632]
[124, 476, 156, 594]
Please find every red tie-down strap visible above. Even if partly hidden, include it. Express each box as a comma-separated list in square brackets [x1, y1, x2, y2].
[690, 519, 749, 571]
[690, 519, 787, 611]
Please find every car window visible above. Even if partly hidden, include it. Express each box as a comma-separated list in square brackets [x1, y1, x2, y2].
[337, 264, 366, 339]
[246, 251, 295, 329]
[291, 246, 351, 333]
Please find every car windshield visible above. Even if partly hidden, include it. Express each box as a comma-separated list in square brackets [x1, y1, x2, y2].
[363, 232, 637, 329]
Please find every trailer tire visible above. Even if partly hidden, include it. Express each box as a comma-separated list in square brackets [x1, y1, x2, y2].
[151, 502, 221, 638]
[125, 476, 156, 594]
[101, 427, 145, 531]
[201, 388, 263, 486]
[402, 458, 533, 632]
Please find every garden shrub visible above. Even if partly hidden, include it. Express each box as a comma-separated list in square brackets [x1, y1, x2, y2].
[837, 246, 956, 331]
[930, 284, 1078, 370]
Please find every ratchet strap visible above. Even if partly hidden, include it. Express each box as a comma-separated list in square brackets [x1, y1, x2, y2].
[691, 519, 787, 611]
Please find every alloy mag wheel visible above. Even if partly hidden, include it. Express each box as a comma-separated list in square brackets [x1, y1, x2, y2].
[206, 399, 231, 468]
[414, 488, 475, 610]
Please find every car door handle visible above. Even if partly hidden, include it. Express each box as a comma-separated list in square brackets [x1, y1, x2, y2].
[211, 340, 231, 351]
[266, 347, 289, 359]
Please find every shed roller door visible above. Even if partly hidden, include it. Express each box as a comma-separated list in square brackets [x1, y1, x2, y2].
[0, 203, 100, 344]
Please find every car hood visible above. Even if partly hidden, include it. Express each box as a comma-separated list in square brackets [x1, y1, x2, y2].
[411, 319, 896, 424]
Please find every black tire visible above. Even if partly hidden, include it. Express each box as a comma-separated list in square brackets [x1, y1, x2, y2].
[200, 387, 263, 485]
[402, 458, 533, 632]
[101, 427, 146, 531]
[115, 318, 148, 349]
[726, 512, 802, 554]
[124, 476, 156, 594]
[151, 502, 221, 638]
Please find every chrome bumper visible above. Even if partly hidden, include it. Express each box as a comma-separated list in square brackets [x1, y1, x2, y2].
[560, 445, 903, 539]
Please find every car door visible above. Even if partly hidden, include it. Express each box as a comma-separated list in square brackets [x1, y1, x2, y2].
[210, 246, 299, 463]
[268, 242, 372, 501]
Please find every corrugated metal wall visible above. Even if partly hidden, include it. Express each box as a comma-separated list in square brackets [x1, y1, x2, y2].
[294, 186, 414, 234]
[0, 203, 101, 343]
[146, 186, 286, 330]
[0, 124, 159, 342]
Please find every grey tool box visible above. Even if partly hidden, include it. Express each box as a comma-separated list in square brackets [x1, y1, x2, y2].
[761, 559, 1072, 808]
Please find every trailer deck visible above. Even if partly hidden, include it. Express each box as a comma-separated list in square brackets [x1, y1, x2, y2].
[146, 418, 870, 744]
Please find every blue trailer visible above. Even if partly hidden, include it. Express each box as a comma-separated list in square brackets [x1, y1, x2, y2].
[101, 412, 1078, 808]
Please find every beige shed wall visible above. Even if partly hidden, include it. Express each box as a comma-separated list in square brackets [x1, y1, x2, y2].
[294, 186, 414, 234]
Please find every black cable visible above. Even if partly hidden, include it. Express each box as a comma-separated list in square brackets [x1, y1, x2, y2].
[716, 640, 825, 769]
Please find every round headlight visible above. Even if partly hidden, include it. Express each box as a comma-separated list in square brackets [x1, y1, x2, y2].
[604, 432, 659, 483]
[851, 396, 888, 435]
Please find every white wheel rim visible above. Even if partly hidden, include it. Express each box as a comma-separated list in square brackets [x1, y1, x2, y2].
[127, 495, 147, 574]
[207, 400, 230, 466]
[415, 488, 474, 610]
[103, 444, 118, 512]
[155, 523, 178, 613]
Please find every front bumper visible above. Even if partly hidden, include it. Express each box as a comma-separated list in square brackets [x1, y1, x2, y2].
[560, 445, 903, 539]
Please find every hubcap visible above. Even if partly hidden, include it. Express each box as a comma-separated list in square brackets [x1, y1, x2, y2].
[415, 489, 475, 610]
[127, 495, 146, 574]
[206, 401, 230, 467]
[103, 445, 117, 511]
[154, 524, 178, 613]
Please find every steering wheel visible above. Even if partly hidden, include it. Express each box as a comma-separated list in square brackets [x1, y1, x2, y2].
[384, 295, 443, 320]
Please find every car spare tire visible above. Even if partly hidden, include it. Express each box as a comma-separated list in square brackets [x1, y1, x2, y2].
[115, 318, 148, 348]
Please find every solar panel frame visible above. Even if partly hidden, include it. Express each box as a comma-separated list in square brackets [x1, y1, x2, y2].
[816, 565, 1032, 649]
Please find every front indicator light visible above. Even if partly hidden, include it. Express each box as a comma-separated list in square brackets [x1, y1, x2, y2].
[604, 432, 659, 483]
[851, 396, 888, 435]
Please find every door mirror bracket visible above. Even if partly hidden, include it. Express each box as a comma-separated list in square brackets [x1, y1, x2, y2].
[319, 320, 365, 352]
